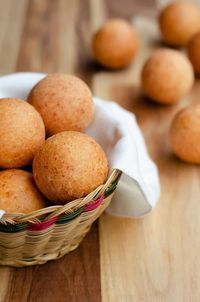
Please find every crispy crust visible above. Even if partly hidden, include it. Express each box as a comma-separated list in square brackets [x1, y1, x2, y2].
[33, 131, 109, 203]
[28, 74, 94, 136]
[142, 48, 194, 104]
[170, 104, 200, 163]
[0, 98, 45, 168]
[0, 169, 46, 214]
[159, 2, 200, 46]
[92, 19, 139, 69]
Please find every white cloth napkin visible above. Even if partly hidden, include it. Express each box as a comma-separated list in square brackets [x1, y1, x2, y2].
[0, 72, 160, 218]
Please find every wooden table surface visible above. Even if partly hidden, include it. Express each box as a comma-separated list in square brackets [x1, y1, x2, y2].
[1, 0, 200, 301]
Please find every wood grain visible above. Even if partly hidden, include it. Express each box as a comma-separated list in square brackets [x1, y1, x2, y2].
[0, 0, 200, 301]
[0, 1, 101, 302]
[98, 9, 200, 302]
[106, 0, 157, 18]
[16, 0, 80, 73]
[0, 0, 27, 74]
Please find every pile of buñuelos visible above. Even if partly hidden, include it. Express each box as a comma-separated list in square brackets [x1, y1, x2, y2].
[0, 74, 109, 214]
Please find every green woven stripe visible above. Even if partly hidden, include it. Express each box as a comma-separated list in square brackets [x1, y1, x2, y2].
[105, 187, 117, 197]
[105, 173, 121, 197]
[55, 207, 84, 225]
[0, 175, 121, 231]
[105, 182, 118, 196]
[0, 223, 27, 233]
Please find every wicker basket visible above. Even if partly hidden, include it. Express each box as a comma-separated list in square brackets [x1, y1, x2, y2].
[0, 169, 121, 267]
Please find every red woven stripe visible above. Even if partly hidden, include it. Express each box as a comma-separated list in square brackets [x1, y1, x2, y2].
[28, 216, 58, 231]
[84, 194, 104, 212]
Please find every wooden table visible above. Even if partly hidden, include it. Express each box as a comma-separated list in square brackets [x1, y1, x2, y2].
[1, 0, 200, 301]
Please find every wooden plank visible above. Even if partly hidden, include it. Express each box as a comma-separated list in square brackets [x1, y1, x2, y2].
[0, 267, 10, 302]
[89, 0, 107, 31]
[0, 0, 27, 74]
[106, 0, 157, 18]
[16, 0, 80, 73]
[0, 1, 101, 302]
[98, 12, 200, 302]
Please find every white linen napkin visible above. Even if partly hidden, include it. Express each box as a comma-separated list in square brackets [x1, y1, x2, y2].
[0, 72, 160, 218]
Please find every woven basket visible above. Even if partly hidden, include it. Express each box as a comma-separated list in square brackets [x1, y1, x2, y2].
[0, 169, 121, 267]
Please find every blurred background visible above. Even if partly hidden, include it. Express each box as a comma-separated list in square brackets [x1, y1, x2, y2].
[0, 0, 172, 75]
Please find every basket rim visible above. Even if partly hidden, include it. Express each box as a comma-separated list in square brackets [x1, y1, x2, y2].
[0, 169, 121, 225]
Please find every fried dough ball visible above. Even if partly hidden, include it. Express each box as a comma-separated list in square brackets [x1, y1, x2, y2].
[141, 49, 194, 104]
[0, 98, 45, 168]
[33, 131, 109, 203]
[0, 169, 46, 214]
[92, 19, 139, 69]
[28, 74, 94, 136]
[159, 1, 200, 46]
[170, 104, 200, 163]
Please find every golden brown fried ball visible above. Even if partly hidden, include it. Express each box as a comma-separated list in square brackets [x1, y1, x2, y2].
[170, 104, 200, 163]
[0, 98, 45, 168]
[141, 48, 194, 104]
[0, 169, 46, 214]
[33, 131, 109, 203]
[92, 19, 139, 69]
[187, 31, 200, 74]
[27, 74, 94, 136]
[159, 1, 200, 47]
